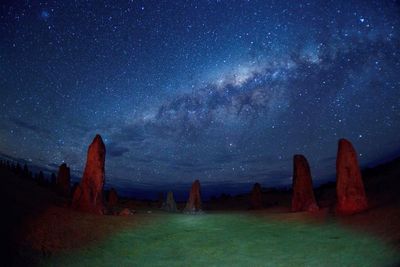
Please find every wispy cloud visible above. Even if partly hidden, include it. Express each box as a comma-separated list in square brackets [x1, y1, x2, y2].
[11, 118, 51, 137]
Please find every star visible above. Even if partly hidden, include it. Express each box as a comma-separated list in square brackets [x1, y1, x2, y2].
[0, 0, 399, 197]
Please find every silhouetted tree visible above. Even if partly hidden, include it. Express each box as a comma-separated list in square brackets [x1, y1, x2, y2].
[10, 163, 16, 173]
[37, 171, 45, 186]
[15, 163, 22, 176]
[50, 173, 56, 188]
[22, 164, 30, 179]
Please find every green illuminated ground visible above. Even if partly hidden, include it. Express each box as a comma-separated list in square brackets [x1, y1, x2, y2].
[40, 212, 400, 267]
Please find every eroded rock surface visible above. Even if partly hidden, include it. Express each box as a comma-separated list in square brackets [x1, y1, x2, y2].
[250, 183, 263, 209]
[72, 135, 106, 214]
[184, 180, 202, 213]
[336, 138, 368, 215]
[56, 163, 71, 197]
[291, 155, 319, 212]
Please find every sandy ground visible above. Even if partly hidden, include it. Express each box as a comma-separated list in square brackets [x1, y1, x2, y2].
[1, 158, 400, 266]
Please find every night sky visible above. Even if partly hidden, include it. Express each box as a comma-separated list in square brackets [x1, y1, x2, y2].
[1, 1, 399, 197]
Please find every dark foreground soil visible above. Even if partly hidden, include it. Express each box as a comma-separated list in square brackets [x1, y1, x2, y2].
[1, 157, 400, 266]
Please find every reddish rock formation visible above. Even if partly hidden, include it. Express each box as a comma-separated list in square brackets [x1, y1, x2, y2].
[250, 183, 263, 209]
[56, 163, 71, 197]
[336, 139, 368, 215]
[71, 182, 79, 197]
[72, 135, 106, 214]
[118, 208, 135, 216]
[162, 191, 178, 212]
[108, 188, 118, 207]
[291, 155, 319, 212]
[184, 180, 202, 213]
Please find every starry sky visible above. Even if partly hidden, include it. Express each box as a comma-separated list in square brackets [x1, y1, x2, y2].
[1, 0, 399, 197]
